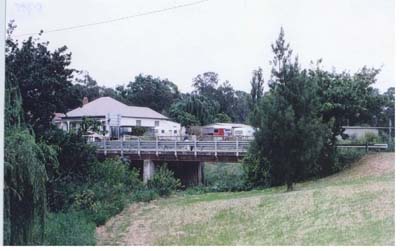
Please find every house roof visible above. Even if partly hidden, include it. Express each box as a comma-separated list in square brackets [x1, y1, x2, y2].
[65, 97, 168, 120]
[203, 123, 253, 129]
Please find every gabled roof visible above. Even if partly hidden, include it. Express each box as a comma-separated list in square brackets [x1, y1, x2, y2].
[65, 97, 168, 120]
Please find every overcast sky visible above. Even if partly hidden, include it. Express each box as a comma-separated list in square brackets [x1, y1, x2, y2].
[7, 0, 395, 93]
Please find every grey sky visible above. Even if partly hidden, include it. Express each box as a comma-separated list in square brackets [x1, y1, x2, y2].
[7, 0, 395, 93]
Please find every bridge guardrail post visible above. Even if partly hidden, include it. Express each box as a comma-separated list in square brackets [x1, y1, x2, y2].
[214, 138, 217, 157]
[120, 140, 123, 157]
[174, 140, 177, 157]
[156, 136, 159, 156]
[138, 138, 141, 156]
[194, 138, 197, 157]
[236, 137, 239, 157]
[103, 137, 107, 156]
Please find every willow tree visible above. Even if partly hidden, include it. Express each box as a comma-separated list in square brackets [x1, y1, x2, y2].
[4, 47, 48, 245]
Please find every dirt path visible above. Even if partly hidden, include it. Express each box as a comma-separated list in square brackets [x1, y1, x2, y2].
[96, 152, 394, 245]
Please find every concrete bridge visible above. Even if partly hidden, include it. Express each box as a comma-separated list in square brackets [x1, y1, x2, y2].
[91, 138, 388, 186]
[91, 139, 251, 186]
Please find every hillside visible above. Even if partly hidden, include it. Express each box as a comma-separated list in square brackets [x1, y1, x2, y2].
[96, 152, 395, 245]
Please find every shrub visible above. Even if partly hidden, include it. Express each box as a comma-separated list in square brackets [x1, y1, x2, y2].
[70, 158, 143, 225]
[72, 189, 96, 211]
[355, 132, 381, 144]
[242, 145, 271, 188]
[333, 148, 365, 172]
[205, 162, 248, 191]
[147, 164, 181, 196]
[43, 211, 96, 245]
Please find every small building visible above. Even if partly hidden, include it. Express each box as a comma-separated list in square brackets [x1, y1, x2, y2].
[342, 126, 379, 140]
[55, 97, 184, 140]
[201, 123, 255, 139]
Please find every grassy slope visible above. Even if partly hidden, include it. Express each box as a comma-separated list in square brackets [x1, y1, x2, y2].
[96, 152, 394, 245]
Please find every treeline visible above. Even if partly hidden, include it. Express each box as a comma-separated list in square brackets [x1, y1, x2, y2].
[244, 28, 395, 190]
[72, 71, 252, 127]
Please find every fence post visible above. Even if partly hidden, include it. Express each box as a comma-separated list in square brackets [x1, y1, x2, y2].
[365, 142, 369, 153]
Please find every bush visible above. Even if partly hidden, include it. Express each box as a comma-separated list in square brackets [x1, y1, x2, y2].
[354, 132, 381, 144]
[147, 164, 181, 196]
[70, 158, 143, 225]
[43, 211, 96, 245]
[205, 162, 248, 191]
[333, 148, 365, 172]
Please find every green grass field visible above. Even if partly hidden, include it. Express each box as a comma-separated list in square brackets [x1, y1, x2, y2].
[96, 152, 394, 245]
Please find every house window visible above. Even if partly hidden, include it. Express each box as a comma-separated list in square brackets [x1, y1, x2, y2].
[174, 130, 177, 134]
[155, 120, 160, 127]
[161, 130, 165, 134]
[136, 120, 141, 126]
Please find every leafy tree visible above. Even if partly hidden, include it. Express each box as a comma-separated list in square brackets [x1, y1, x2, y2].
[232, 90, 251, 123]
[192, 72, 219, 98]
[192, 72, 252, 122]
[309, 64, 382, 174]
[250, 67, 264, 109]
[379, 87, 395, 127]
[6, 22, 80, 135]
[124, 74, 180, 113]
[169, 94, 219, 125]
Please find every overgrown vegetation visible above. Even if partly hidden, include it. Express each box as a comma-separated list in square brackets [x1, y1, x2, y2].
[203, 163, 247, 192]
[147, 165, 181, 197]
[244, 28, 395, 191]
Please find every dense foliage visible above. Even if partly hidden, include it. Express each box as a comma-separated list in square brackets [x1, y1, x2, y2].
[4, 23, 184, 245]
[245, 28, 394, 190]
[147, 164, 181, 196]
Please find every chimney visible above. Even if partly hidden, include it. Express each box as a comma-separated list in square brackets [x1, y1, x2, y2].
[82, 96, 89, 106]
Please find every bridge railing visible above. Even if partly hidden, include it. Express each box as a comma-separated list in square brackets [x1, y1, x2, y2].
[91, 138, 252, 157]
[91, 138, 388, 157]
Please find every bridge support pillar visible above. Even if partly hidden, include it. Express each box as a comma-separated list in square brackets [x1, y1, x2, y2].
[143, 159, 155, 184]
[198, 162, 204, 185]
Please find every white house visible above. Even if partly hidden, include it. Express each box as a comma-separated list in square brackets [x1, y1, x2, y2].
[55, 97, 184, 139]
